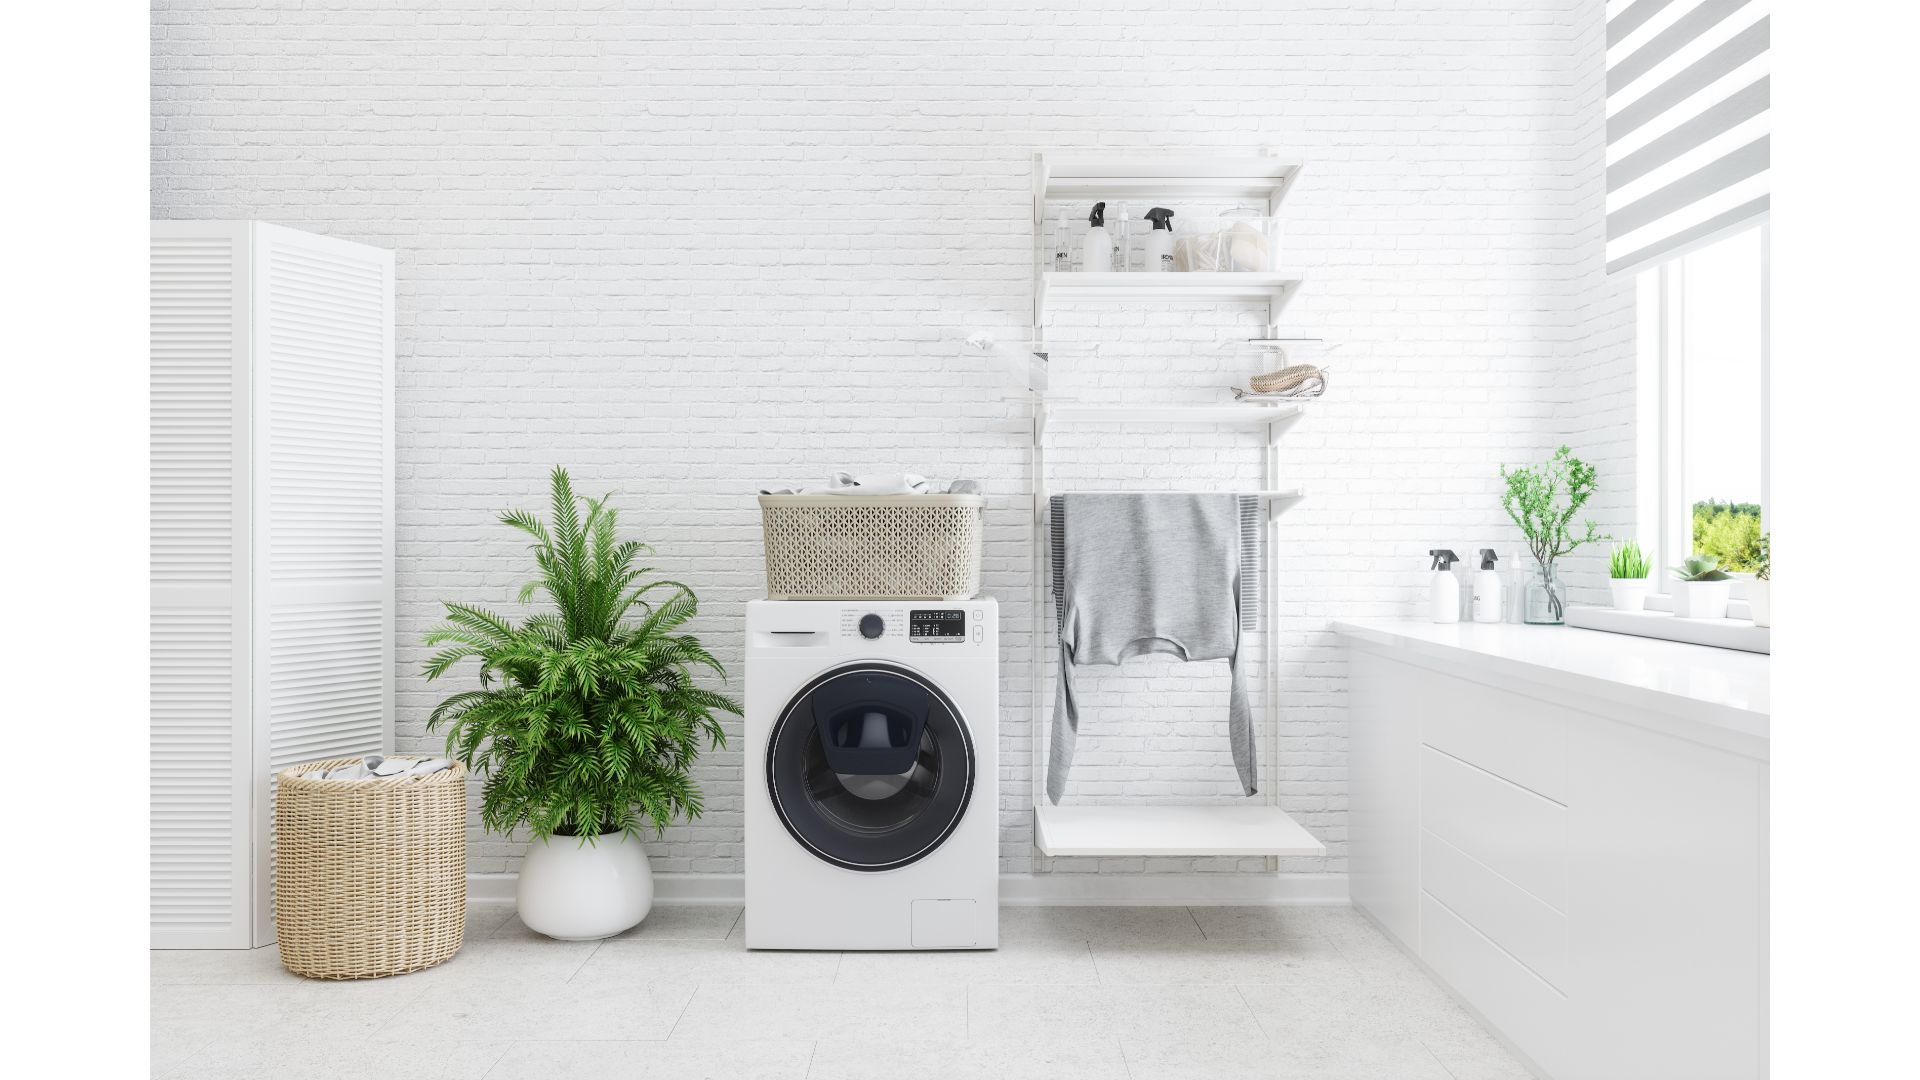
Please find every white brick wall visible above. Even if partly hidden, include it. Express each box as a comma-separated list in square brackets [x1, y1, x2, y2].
[152, 0, 1631, 883]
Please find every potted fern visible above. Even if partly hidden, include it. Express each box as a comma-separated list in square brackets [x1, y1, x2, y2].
[1608, 540, 1652, 611]
[1671, 553, 1733, 619]
[423, 468, 739, 940]
[1748, 533, 1770, 627]
[1499, 446, 1607, 624]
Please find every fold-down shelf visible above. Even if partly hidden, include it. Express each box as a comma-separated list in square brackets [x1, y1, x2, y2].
[1041, 402, 1306, 428]
[1035, 803, 1326, 858]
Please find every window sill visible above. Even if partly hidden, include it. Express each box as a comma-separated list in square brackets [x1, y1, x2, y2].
[1563, 605, 1769, 654]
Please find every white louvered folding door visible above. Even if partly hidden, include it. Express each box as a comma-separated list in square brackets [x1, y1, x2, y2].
[151, 222, 394, 949]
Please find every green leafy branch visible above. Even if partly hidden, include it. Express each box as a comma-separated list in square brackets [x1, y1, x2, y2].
[1499, 446, 1607, 573]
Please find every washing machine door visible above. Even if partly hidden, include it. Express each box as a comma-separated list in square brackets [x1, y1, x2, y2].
[766, 663, 975, 873]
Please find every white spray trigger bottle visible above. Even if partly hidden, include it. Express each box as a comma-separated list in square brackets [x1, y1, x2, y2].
[1081, 201, 1113, 272]
[1471, 549, 1503, 623]
[1429, 549, 1462, 623]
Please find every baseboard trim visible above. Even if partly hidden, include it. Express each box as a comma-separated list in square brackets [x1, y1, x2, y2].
[468, 871, 1347, 907]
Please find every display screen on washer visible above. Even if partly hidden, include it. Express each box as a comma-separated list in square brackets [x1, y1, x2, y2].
[909, 609, 966, 642]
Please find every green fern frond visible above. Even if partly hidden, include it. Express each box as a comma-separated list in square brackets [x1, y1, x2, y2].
[419, 467, 739, 842]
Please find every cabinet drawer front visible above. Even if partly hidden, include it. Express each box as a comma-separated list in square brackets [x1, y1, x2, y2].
[1422, 830, 1568, 990]
[1421, 677, 1568, 803]
[1422, 747, 1567, 911]
[1421, 892, 1570, 1078]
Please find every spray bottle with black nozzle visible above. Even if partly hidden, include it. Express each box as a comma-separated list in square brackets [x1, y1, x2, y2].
[1428, 549, 1462, 623]
[1081, 201, 1112, 272]
[1144, 208, 1176, 272]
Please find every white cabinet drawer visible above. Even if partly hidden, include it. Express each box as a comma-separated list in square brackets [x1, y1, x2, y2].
[1421, 892, 1572, 1079]
[1421, 675, 1568, 803]
[1422, 746, 1567, 911]
[1422, 829, 1568, 990]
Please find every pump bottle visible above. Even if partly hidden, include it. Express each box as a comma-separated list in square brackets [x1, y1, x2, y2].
[1144, 208, 1175, 272]
[1429, 549, 1462, 623]
[1081, 202, 1112, 272]
[1052, 212, 1070, 271]
[1471, 549, 1502, 623]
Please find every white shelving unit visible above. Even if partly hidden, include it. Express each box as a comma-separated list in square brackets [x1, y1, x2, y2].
[1027, 152, 1326, 860]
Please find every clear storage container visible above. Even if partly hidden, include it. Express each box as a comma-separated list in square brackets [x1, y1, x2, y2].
[1170, 210, 1283, 272]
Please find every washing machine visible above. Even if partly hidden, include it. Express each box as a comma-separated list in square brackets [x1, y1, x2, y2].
[744, 598, 998, 950]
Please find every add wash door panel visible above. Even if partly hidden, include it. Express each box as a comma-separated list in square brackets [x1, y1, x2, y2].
[151, 221, 395, 949]
[1348, 646, 1766, 1080]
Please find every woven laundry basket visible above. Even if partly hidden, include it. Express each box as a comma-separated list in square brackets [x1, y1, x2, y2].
[274, 757, 468, 979]
[759, 494, 984, 600]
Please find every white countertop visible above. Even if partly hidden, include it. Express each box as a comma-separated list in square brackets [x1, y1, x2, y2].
[1332, 618, 1769, 759]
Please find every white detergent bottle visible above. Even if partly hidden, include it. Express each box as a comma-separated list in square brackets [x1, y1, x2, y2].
[1081, 201, 1112, 272]
[1428, 549, 1462, 623]
[1471, 549, 1503, 623]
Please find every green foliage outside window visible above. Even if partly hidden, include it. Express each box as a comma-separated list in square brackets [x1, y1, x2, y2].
[1692, 500, 1763, 573]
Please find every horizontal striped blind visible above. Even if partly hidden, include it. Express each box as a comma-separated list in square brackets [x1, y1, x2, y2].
[1605, 0, 1769, 275]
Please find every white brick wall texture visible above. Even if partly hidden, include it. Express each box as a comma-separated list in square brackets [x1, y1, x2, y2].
[151, 0, 1633, 883]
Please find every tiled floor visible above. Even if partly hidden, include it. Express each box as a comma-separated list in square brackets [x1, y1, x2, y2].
[151, 903, 1535, 1079]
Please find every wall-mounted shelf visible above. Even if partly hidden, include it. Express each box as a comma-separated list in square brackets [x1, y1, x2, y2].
[1041, 401, 1307, 428]
[1027, 150, 1322, 865]
[1036, 803, 1326, 858]
[1039, 272, 1303, 325]
[1033, 155, 1305, 224]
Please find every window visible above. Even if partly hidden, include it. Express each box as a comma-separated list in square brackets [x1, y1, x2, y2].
[1637, 225, 1770, 594]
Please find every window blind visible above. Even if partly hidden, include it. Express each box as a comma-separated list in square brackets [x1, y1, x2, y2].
[1605, 0, 1769, 275]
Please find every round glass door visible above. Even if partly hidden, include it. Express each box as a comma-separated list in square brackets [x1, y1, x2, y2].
[765, 663, 975, 872]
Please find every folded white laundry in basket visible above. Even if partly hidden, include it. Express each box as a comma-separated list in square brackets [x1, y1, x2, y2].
[301, 755, 453, 781]
[759, 472, 983, 497]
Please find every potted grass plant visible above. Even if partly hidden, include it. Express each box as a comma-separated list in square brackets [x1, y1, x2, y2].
[1670, 553, 1733, 619]
[1747, 533, 1770, 627]
[423, 468, 739, 940]
[1608, 540, 1652, 611]
[1499, 446, 1607, 624]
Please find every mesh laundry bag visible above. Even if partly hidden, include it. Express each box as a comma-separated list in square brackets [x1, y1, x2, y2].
[758, 494, 984, 600]
[273, 758, 468, 979]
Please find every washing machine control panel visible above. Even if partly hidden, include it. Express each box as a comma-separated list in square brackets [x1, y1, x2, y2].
[908, 609, 966, 642]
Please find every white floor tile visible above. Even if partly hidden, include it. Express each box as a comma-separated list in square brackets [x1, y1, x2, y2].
[159, 1037, 510, 1080]
[966, 983, 1264, 1043]
[151, 945, 300, 986]
[1188, 904, 1347, 942]
[997, 905, 1205, 944]
[148, 903, 1533, 1080]
[576, 936, 841, 985]
[1090, 936, 1357, 986]
[834, 938, 1099, 986]
[670, 982, 967, 1043]
[485, 1039, 814, 1080]
[601, 905, 743, 941]
[1117, 1035, 1281, 1080]
[391, 972, 691, 1043]
[808, 1035, 1128, 1080]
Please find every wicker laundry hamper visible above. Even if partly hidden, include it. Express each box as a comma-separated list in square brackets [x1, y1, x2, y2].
[758, 494, 984, 600]
[274, 757, 468, 979]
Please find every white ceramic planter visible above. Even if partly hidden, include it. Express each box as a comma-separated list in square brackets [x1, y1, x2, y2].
[1748, 579, 1770, 627]
[1608, 578, 1651, 612]
[517, 831, 654, 940]
[1672, 579, 1732, 620]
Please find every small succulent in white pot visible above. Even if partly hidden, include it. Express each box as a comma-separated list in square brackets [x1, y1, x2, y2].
[1747, 534, 1770, 627]
[1671, 554, 1733, 619]
[1607, 540, 1652, 612]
